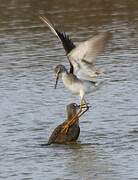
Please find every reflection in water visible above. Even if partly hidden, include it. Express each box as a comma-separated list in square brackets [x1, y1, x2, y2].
[66, 144, 114, 179]
[0, 0, 138, 179]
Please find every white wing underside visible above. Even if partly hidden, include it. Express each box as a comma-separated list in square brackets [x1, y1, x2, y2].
[40, 16, 110, 81]
[68, 33, 110, 81]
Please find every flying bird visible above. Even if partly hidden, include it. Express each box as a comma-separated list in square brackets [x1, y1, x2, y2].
[40, 16, 111, 110]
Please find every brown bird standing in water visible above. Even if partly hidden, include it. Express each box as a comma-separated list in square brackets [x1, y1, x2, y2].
[47, 103, 89, 145]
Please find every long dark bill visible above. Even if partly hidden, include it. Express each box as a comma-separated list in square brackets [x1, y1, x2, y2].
[54, 73, 59, 89]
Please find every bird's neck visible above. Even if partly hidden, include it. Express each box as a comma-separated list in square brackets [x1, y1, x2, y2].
[61, 70, 68, 76]
[61, 71, 69, 82]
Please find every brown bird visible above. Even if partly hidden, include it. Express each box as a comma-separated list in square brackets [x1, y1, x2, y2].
[47, 103, 89, 145]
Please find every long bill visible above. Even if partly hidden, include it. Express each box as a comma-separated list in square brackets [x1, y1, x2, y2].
[54, 73, 59, 89]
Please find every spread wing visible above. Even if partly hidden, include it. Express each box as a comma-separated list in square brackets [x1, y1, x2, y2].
[40, 16, 111, 81]
[39, 16, 75, 73]
[68, 32, 111, 64]
[68, 32, 111, 80]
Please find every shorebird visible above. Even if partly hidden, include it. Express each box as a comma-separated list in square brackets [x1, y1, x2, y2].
[40, 16, 111, 130]
[47, 103, 88, 145]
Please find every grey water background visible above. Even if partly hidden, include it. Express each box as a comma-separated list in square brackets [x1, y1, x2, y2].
[0, 0, 138, 179]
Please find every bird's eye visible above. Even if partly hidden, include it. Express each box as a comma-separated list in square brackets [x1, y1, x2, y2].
[73, 103, 77, 107]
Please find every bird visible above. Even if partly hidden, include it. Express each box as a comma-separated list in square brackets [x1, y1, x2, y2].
[54, 64, 96, 107]
[47, 103, 88, 145]
[40, 16, 111, 118]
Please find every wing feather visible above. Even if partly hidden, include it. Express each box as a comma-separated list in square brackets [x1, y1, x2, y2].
[68, 32, 111, 80]
[68, 32, 111, 64]
[40, 16, 111, 80]
[40, 16, 75, 73]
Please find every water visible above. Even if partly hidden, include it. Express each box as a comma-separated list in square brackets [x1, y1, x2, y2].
[0, 0, 138, 179]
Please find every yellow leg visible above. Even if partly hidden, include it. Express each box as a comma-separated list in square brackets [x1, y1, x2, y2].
[61, 123, 71, 134]
[61, 102, 89, 134]
[67, 99, 89, 128]
[81, 98, 88, 108]
[61, 109, 81, 134]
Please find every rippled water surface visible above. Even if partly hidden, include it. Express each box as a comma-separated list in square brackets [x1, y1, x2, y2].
[0, 0, 138, 179]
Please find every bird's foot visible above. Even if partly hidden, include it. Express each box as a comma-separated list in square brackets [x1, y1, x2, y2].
[80, 101, 89, 109]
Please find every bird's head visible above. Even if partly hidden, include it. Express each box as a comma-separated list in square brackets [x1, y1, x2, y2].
[66, 103, 80, 119]
[54, 64, 67, 89]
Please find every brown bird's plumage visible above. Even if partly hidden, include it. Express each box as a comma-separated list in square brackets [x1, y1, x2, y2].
[47, 103, 88, 145]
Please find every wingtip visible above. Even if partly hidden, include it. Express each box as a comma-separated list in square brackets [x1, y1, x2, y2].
[96, 31, 112, 46]
[39, 15, 60, 38]
[39, 15, 51, 25]
[39, 15, 42, 19]
[39, 15, 45, 22]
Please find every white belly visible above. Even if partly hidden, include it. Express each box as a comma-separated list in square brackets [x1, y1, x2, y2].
[62, 75, 82, 95]
[64, 80, 81, 94]
[62, 74, 93, 97]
